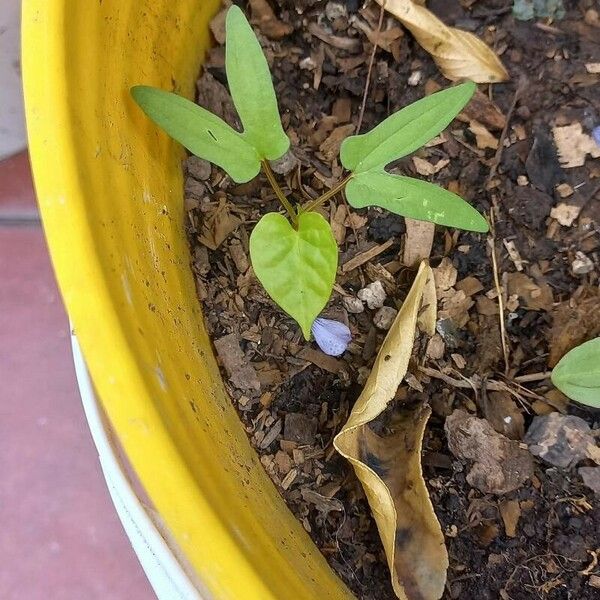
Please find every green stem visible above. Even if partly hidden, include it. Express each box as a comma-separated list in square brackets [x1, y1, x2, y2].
[262, 160, 298, 226]
[301, 175, 353, 213]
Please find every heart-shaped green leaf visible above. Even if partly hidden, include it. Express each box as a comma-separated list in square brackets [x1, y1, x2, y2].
[340, 82, 476, 173]
[346, 171, 488, 233]
[551, 338, 600, 408]
[226, 6, 290, 161]
[131, 86, 260, 183]
[250, 212, 338, 339]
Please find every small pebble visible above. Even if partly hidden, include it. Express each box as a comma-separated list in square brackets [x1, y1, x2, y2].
[357, 281, 386, 309]
[571, 251, 594, 275]
[342, 296, 364, 314]
[408, 71, 422, 86]
[373, 306, 398, 330]
[299, 56, 316, 70]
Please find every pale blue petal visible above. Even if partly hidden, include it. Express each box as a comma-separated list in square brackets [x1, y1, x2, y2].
[311, 317, 352, 356]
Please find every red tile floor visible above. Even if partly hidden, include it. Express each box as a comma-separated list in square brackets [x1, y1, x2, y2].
[0, 152, 154, 599]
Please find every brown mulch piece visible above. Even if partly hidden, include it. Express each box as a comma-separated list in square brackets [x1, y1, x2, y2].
[183, 1, 600, 598]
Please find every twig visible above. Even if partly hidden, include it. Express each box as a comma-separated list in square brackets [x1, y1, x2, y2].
[485, 78, 525, 188]
[295, 164, 315, 202]
[419, 366, 543, 404]
[340, 190, 360, 245]
[534, 22, 565, 36]
[355, 1, 385, 134]
[419, 366, 497, 391]
[301, 175, 353, 213]
[262, 160, 298, 226]
[514, 371, 552, 383]
[488, 210, 510, 376]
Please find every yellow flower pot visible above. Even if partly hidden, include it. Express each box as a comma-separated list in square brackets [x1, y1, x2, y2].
[22, 1, 353, 598]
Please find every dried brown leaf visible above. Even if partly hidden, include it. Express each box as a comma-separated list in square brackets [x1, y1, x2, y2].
[549, 289, 600, 367]
[469, 120, 498, 150]
[335, 263, 448, 600]
[319, 124, 355, 162]
[433, 257, 458, 296]
[376, 0, 509, 83]
[506, 272, 553, 312]
[249, 0, 293, 39]
[499, 500, 521, 537]
[412, 156, 449, 176]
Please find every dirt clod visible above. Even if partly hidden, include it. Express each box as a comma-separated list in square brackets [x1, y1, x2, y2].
[343, 295, 365, 314]
[284, 412, 318, 445]
[445, 409, 534, 495]
[373, 306, 398, 330]
[214, 333, 261, 392]
[525, 413, 599, 469]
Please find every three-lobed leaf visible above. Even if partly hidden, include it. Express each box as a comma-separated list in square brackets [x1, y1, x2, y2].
[340, 81, 488, 233]
[551, 338, 600, 408]
[340, 82, 476, 173]
[249, 212, 338, 339]
[346, 171, 489, 233]
[131, 86, 261, 183]
[131, 6, 288, 182]
[226, 5, 289, 161]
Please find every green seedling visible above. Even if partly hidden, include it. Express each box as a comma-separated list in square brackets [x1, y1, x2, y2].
[131, 5, 488, 340]
[551, 338, 600, 408]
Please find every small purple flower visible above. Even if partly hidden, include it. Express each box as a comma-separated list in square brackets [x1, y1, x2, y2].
[311, 317, 352, 356]
[593, 126, 600, 148]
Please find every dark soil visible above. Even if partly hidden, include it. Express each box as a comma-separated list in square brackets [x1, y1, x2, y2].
[184, 1, 600, 598]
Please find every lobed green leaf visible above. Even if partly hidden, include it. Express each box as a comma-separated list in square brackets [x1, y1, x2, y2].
[345, 171, 488, 233]
[226, 5, 289, 161]
[551, 338, 600, 408]
[249, 212, 338, 339]
[340, 82, 476, 173]
[131, 85, 260, 183]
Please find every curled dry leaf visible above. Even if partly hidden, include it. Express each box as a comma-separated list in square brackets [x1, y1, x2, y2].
[249, 0, 293, 39]
[375, 0, 509, 83]
[334, 262, 449, 600]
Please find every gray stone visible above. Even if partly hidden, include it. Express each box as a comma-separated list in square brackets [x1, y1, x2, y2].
[373, 306, 398, 330]
[342, 296, 364, 314]
[357, 281, 386, 309]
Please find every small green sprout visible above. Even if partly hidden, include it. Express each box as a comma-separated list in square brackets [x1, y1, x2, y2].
[131, 5, 488, 340]
[551, 338, 600, 408]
